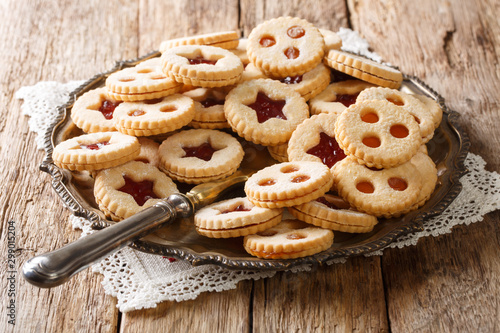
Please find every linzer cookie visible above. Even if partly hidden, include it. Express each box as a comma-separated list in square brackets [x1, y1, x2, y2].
[412, 94, 443, 129]
[71, 87, 120, 133]
[94, 161, 178, 221]
[229, 38, 250, 66]
[243, 219, 334, 259]
[244, 161, 333, 208]
[324, 50, 403, 89]
[112, 94, 195, 136]
[409, 151, 438, 209]
[158, 129, 244, 184]
[106, 58, 182, 102]
[161, 45, 243, 87]
[287, 113, 346, 169]
[183, 87, 229, 129]
[247, 16, 325, 78]
[289, 194, 378, 233]
[224, 79, 309, 146]
[240, 62, 268, 82]
[319, 28, 342, 51]
[267, 143, 289, 162]
[194, 197, 283, 238]
[159, 31, 240, 52]
[52, 132, 140, 171]
[333, 157, 422, 218]
[271, 63, 331, 101]
[356, 87, 435, 142]
[309, 80, 375, 116]
[135, 137, 160, 167]
[335, 100, 422, 168]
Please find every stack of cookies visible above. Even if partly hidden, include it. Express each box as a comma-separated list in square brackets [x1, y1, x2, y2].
[52, 16, 442, 260]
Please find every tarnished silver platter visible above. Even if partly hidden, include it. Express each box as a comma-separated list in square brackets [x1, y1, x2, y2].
[40, 51, 470, 270]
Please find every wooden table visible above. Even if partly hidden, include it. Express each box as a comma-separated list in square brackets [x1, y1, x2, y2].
[2, 0, 499, 332]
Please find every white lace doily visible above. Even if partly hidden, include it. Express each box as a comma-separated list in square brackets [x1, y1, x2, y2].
[15, 29, 500, 312]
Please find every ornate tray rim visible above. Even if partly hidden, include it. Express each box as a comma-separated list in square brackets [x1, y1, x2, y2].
[40, 52, 471, 271]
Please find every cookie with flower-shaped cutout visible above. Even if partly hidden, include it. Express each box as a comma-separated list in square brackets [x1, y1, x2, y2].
[333, 156, 422, 218]
[224, 79, 309, 146]
[309, 80, 375, 116]
[71, 87, 121, 133]
[244, 161, 333, 208]
[158, 129, 244, 184]
[243, 219, 334, 259]
[161, 45, 243, 87]
[289, 193, 378, 233]
[52, 132, 140, 171]
[334, 100, 422, 168]
[112, 93, 195, 136]
[94, 161, 178, 221]
[194, 197, 284, 238]
[247, 16, 325, 78]
[106, 58, 182, 102]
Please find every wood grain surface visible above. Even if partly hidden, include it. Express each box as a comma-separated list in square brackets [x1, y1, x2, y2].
[0, 0, 498, 332]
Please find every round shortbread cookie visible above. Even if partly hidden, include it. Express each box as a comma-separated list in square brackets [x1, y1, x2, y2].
[244, 161, 334, 208]
[288, 113, 346, 169]
[270, 63, 331, 101]
[94, 161, 178, 221]
[71, 87, 120, 133]
[158, 129, 244, 184]
[247, 16, 325, 78]
[135, 137, 160, 167]
[52, 132, 140, 171]
[324, 50, 403, 89]
[159, 31, 240, 52]
[356, 87, 435, 142]
[333, 157, 422, 218]
[267, 143, 289, 162]
[224, 79, 309, 146]
[412, 94, 443, 129]
[334, 100, 422, 169]
[194, 197, 284, 238]
[319, 28, 343, 51]
[229, 38, 250, 66]
[183, 87, 229, 129]
[240, 62, 268, 82]
[243, 219, 334, 259]
[112, 94, 195, 136]
[289, 194, 378, 233]
[161, 45, 243, 88]
[309, 80, 375, 116]
[106, 58, 182, 100]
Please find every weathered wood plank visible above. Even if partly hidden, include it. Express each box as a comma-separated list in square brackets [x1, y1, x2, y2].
[348, 0, 500, 331]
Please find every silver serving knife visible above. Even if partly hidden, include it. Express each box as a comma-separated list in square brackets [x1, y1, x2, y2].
[22, 170, 251, 288]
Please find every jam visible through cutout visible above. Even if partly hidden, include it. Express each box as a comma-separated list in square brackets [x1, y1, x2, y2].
[259, 36, 276, 47]
[201, 98, 225, 108]
[387, 96, 405, 106]
[247, 92, 287, 123]
[280, 75, 303, 85]
[118, 176, 159, 206]
[188, 56, 217, 65]
[258, 179, 276, 186]
[281, 165, 299, 173]
[362, 136, 381, 148]
[291, 175, 310, 183]
[285, 47, 300, 59]
[286, 233, 306, 240]
[336, 93, 359, 107]
[80, 141, 110, 150]
[388, 177, 408, 191]
[306, 132, 346, 168]
[390, 124, 409, 138]
[356, 181, 375, 194]
[99, 100, 122, 120]
[287, 26, 306, 38]
[220, 204, 251, 214]
[128, 110, 146, 117]
[361, 112, 379, 123]
[182, 142, 217, 161]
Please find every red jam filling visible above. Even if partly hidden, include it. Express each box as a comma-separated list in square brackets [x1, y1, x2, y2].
[280, 75, 303, 85]
[99, 100, 121, 120]
[306, 132, 346, 168]
[331, 70, 353, 82]
[80, 141, 110, 150]
[118, 176, 159, 206]
[182, 142, 216, 161]
[336, 93, 359, 107]
[188, 56, 217, 65]
[220, 205, 251, 214]
[247, 92, 287, 123]
[201, 98, 225, 108]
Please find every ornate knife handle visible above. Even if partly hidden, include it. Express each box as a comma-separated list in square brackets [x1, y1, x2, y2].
[22, 193, 193, 288]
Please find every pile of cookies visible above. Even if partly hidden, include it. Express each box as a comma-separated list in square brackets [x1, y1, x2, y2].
[52, 16, 442, 260]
